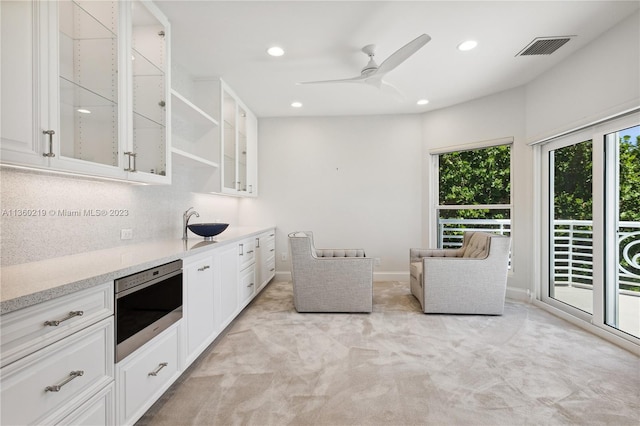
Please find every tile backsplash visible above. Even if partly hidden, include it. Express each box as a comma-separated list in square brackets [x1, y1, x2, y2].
[0, 167, 240, 266]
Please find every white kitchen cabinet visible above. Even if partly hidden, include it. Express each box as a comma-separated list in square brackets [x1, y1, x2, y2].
[256, 231, 276, 292]
[0, 0, 170, 184]
[216, 243, 240, 330]
[0, 317, 114, 426]
[238, 237, 257, 309]
[57, 382, 115, 426]
[116, 321, 181, 426]
[220, 80, 258, 197]
[183, 253, 216, 367]
[1, 282, 113, 368]
[239, 264, 256, 306]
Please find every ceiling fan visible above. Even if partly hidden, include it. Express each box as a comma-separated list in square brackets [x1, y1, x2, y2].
[298, 33, 431, 98]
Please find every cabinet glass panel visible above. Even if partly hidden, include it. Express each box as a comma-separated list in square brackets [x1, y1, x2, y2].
[223, 92, 237, 190]
[131, 1, 167, 175]
[237, 106, 247, 192]
[58, 0, 119, 166]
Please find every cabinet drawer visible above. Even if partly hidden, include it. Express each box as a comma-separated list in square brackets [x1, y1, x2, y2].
[238, 240, 255, 270]
[0, 317, 114, 426]
[239, 264, 256, 304]
[1, 282, 113, 367]
[117, 322, 180, 425]
[57, 382, 114, 426]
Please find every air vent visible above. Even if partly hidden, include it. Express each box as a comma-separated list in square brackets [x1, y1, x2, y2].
[516, 36, 574, 56]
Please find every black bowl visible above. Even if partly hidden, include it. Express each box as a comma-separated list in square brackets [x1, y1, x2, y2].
[188, 223, 229, 240]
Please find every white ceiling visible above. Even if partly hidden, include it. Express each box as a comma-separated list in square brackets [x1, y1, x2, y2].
[155, 1, 639, 118]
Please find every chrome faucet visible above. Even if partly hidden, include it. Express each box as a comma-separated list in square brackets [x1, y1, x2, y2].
[183, 207, 200, 240]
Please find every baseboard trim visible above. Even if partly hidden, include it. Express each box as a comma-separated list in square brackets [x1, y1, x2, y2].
[506, 286, 531, 302]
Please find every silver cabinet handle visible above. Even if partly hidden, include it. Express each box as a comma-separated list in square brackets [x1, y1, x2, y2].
[246, 250, 254, 254]
[148, 362, 168, 377]
[124, 152, 137, 172]
[248, 184, 253, 193]
[197, 265, 211, 272]
[270, 248, 275, 252]
[44, 310, 84, 326]
[269, 233, 275, 237]
[45, 370, 84, 392]
[255, 237, 260, 248]
[247, 282, 254, 288]
[42, 130, 56, 157]
[270, 268, 275, 272]
[239, 244, 244, 256]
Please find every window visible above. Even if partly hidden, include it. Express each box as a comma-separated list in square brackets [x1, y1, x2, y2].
[434, 142, 512, 249]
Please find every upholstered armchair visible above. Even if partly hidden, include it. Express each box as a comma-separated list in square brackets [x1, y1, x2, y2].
[409, 232, 511, 315]
[288, 231, 374, 313]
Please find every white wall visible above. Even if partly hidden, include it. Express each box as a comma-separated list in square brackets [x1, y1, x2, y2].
[526, 10, 640, 143]
[421, 87, 531, 297]
[0, 166, 241, 266]
[240, 114, 423, 279]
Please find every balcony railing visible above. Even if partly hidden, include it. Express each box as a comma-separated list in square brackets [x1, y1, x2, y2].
[438, 218, 640, 295]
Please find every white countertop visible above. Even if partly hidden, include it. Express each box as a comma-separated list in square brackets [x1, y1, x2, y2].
[0, 226, 275, 314]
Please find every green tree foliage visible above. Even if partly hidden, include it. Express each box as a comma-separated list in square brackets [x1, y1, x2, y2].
[619, 134, 640, 221]
[438, 145, 510, 219]
[553, 141, 593, 220]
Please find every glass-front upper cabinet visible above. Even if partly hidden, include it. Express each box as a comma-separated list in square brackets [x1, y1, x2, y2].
[222, 90, 237, 192]
[220, 80, 257, 196]
[0, 0, 170, 183]
[58, 0, 119, 169]
[130, 0, 169, 179]
[237, 106, 248, 192]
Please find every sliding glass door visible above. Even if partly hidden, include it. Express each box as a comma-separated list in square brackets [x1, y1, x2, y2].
[604, 125, 640, 338]
[541, 114, 639, 342]
[548, 139, 593, 314]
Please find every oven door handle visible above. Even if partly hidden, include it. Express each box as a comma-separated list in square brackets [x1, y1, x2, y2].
[115, 268, 182, 299]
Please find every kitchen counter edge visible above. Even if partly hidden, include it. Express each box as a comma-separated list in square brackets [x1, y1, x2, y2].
[0, 226, 276, 315]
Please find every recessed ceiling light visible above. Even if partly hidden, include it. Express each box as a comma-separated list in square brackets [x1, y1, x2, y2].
[291, 101, 303, 108]
[77, 108, 91, 114]
[457, 40, 478, 51]
[417, 99, 429, 106]
[267, 46, 284, 57]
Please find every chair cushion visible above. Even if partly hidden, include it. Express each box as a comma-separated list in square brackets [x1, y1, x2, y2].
[315, 249, 366, 258]
[462, 232, 491, 259]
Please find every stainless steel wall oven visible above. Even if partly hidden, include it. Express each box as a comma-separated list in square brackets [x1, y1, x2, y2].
[115, 260, 182, 362]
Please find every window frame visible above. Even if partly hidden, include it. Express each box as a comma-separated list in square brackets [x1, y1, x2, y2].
[429, 137, 514, 265]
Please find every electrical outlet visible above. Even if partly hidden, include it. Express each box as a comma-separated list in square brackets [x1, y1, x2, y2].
[120, 229, 133, 240]
[374, 258, 381, 266]
[281, 252, 288, 261]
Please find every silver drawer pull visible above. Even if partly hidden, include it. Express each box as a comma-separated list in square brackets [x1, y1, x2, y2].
[270, 248, 275, 252]
[246, 250, 254, 254]
[270, 268, 275, 272]
[197, 265, 211, 272]
[247, 283, 254, 288]
[44, 310, 84, 326]
[148, 362, 168, 377]
[45, 370, 84, 392]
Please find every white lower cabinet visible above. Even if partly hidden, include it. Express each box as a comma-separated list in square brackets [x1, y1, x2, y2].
[58, 382, 115, 426]
[239, 264, 256, 306]
[217, 243, 240, 330]
[116, 321, 181, 426]
[0, 317, 114, 425]
[256, 231, 276, 292]
[183, 253, 216, 367]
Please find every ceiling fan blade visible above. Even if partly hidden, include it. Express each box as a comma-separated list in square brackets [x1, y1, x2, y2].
[376, 33, 431, 76]
[365, 77, 405, 101]
[297, 74, 368, 85]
